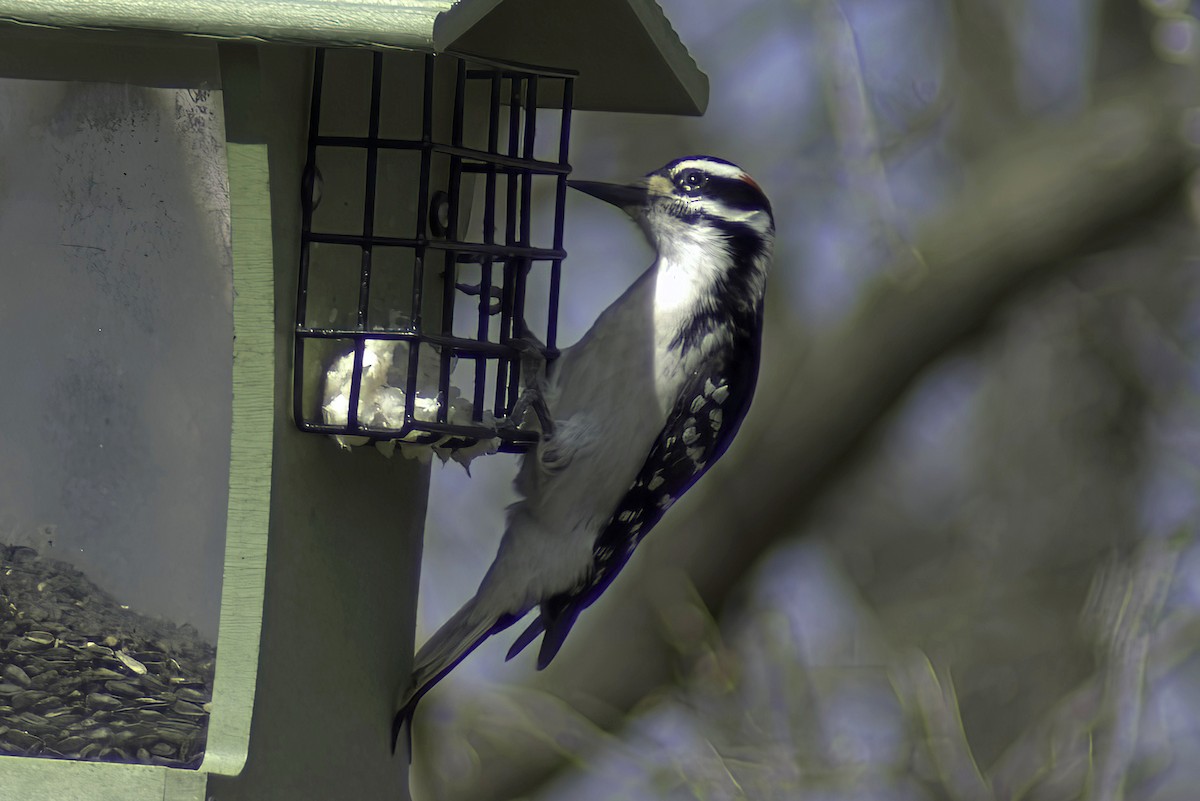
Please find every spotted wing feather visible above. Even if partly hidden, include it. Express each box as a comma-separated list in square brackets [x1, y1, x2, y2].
[507, 331, 761, 669]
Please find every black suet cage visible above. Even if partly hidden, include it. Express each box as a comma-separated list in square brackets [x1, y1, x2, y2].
[294, 48, 574, 453]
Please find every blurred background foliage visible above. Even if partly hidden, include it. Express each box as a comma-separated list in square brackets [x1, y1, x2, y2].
[413, 1, 1200, 799]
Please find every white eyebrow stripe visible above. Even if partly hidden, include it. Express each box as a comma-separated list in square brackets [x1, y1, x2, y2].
[693, 197, 773, 228]
[670, 159, 746, 181]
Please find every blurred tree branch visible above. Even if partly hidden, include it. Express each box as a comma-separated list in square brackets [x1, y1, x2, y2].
[897, 532, 1194, 801]
[437, 67, 1195, 801]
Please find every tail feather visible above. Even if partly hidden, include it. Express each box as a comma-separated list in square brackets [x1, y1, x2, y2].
[535, 603, 583, 670]
[502, 598, 585, 670]
[505, 615, 544, 662]
[392, 598, 523, 757]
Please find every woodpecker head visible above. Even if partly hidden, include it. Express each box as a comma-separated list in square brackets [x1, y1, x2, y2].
[569, 157, 774, 327]
[568, 156, 774, 254]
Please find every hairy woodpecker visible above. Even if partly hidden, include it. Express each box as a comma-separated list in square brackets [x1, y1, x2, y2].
[394, 156, 774, 752]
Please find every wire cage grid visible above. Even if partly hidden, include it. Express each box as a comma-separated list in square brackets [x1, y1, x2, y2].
[294, 48, 575, 453]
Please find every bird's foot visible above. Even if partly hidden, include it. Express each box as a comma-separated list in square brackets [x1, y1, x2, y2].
[507, 335, 555, 439]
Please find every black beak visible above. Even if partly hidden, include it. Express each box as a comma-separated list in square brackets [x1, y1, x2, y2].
[567, 180, 647, 213]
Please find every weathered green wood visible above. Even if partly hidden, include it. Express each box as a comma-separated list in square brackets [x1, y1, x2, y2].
[0, 0, 708, 114]
[0, 24, 220, 86]
[438, 0, 709, 114]
[0, 759, 206, 801]
[0, 0, 452, 49]
[198, 141, 276, 777]
[204, 44, 426, 801]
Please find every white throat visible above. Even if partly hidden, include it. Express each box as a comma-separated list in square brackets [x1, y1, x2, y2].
[649, 215, 730, 319]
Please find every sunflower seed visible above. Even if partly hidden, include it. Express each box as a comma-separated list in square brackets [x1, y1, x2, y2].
[12, 690, 47, 711]
[157, 727, 195, 745]
[29, 668, 59, 689]
[3, 730, 43, 754]
[0, 542, 216, 766]
[175, 687, 210, 704]
[172, 700, 206, 717]
[57, 736, 87, 753]
[104, 680, 142, 698]
[115, 651, 147, 675]
[3, 665, 31, 687]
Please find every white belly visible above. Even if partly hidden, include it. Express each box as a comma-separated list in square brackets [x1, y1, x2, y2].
[481, 267, 720, 608]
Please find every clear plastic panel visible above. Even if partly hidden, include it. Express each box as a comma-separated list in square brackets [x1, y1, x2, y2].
[0, 78, 230, 767]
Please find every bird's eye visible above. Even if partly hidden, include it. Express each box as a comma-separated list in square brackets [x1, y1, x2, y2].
[676, 170, 707, 194]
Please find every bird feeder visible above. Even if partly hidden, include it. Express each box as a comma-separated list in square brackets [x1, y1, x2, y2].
[0, 2, 707, 800]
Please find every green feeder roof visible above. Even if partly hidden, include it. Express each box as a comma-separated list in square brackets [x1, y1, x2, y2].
[0, 0, 709, 114]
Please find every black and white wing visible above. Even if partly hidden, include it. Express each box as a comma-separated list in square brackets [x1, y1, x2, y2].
[506, 332, 762, 669]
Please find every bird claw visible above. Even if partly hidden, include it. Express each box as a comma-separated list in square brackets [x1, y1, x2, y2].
[512, 392, 555, 440]
[508, 335, 555, 439]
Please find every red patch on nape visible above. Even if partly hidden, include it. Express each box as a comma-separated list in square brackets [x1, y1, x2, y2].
[739, 174, 764, 195]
